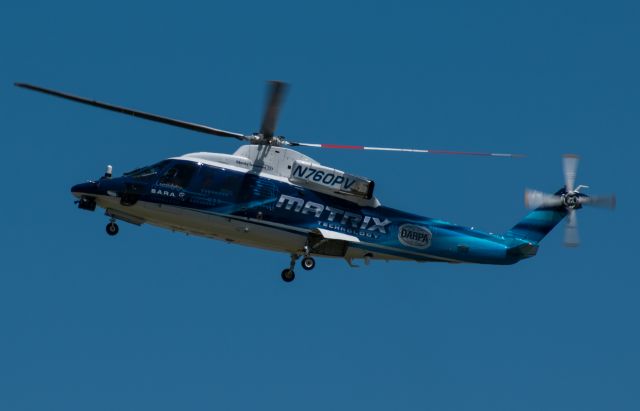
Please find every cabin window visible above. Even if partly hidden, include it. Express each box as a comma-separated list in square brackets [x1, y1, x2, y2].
[198, 165, 241, 199]
[158, 162, 198, 188]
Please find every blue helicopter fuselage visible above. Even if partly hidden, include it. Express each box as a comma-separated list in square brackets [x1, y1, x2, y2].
[71, 145, 567, 267]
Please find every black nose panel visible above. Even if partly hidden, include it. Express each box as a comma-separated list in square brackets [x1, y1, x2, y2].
[70, 181, 99, 195]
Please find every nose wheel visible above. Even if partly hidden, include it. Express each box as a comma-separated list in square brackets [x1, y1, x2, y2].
[106, 220, 119, 236]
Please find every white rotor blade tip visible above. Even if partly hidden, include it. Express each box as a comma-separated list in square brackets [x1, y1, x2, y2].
[562, 154, 580, 192]
[524, 189, 563, 209]
[564, 209, 580, 247]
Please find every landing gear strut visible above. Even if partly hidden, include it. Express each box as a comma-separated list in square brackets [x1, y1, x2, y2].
[280, 252, 318, 282]
[300, 242, 316, 271]
[106, 219, 119, 236]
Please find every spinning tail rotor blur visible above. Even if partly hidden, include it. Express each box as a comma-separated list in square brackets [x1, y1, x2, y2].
[524, 154, 616, 247]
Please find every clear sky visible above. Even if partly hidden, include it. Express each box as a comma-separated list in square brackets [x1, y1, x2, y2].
[1, 1, 638, 410]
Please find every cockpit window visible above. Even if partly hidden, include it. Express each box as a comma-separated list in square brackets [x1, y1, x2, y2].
[124, 160, 170, 178]
[158, 162, 198, 188]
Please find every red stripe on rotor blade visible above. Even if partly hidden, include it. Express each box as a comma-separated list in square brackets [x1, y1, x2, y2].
[321, 144, 365, 150]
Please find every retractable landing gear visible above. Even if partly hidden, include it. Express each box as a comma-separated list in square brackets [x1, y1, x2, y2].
[300, 242, 316, 271]
[281, 269, 295, 282]
[280, 251, 317, 282]
[281, 254, 299, 283]
[301, 256, 315, 271]
[106, 219, 119, 236]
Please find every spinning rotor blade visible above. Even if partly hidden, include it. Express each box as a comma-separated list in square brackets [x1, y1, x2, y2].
[15, 83, 248, 141]
[286, 141, 524, 158]
[579, 194, 616, 209]
[563, 154, 579, 192]
[524, 189, 563, 209]
[564, 209, 580, 247]
[16, 81, 528, 157]
[259, 81, 288, 140]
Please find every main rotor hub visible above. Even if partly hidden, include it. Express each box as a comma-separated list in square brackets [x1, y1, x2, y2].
[249, 133, 286, 146]
[562, 192, 579, 209]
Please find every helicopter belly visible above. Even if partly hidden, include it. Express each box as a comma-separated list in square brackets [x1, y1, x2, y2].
[94, 196, 308, 253]
[105, 202, 306, 252]
[91, 196, 414, 261]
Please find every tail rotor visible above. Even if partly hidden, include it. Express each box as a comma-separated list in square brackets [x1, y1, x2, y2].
[524, 154, 616, 247]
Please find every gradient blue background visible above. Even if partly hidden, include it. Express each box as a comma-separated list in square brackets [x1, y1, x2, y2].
[1, 1, 638, 410]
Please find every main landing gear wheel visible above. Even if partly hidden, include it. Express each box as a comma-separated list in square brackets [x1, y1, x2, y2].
[106, 222, 119, 236]
[281, 269, 295, 283]
[281, 254, 299, 283]
[301, 256, 316, 271]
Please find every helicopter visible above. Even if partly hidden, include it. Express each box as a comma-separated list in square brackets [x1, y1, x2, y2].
[15, 81, 616, 282]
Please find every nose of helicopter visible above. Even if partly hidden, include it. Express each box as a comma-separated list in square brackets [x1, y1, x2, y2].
[70, 181, 100, 198]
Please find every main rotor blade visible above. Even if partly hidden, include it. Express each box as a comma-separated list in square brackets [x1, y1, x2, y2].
[286, 141, 525, 158]
[259, 80, 288, 140]
[524, 189, 564, 209]
[564, 209, 579, 247]
[15, 83, 248, 141]
[563, 154, 579, 192]
[579, 194, 616, 209]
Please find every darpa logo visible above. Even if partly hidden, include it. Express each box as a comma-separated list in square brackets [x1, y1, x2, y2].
[398, 224, 432, 249]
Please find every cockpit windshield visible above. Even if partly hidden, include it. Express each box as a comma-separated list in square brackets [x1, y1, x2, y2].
[124, 160, 170, 178]
[158, 162, 198, 188]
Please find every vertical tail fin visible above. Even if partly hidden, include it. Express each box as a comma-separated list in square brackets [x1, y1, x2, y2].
[507, 188, 568, 243]
[507, 207, 568, 243]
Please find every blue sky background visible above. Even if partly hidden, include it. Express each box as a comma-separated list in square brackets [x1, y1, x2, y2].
[1, 1, 638, 410]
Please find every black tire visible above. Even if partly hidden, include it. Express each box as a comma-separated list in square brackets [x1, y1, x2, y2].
[301, 257, 316, 271]
[106, 222, 119, 236]
[281, 269, 295, 282]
